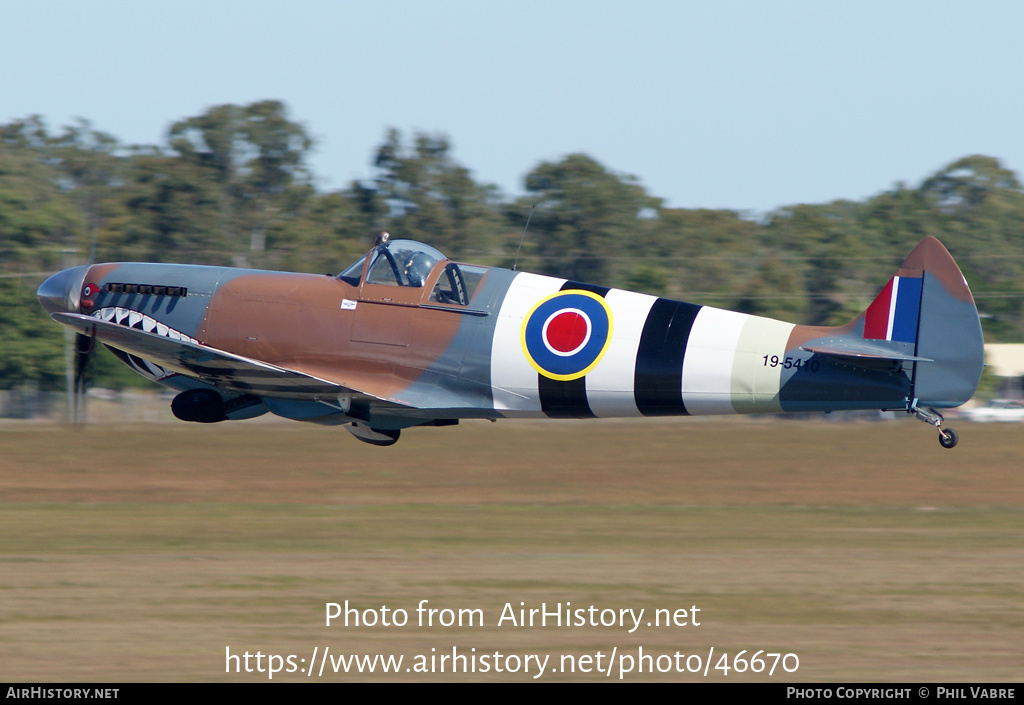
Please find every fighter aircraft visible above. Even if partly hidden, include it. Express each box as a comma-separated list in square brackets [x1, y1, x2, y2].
[38, 233, 983, 447]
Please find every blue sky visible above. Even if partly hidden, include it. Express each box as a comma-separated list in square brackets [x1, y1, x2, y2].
[4, 0, 1023, 212]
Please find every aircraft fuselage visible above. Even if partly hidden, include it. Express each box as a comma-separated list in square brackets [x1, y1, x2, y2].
[37, 237, 984, 445]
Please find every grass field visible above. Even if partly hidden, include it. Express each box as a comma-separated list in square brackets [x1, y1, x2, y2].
[1, 417, 1021, 681]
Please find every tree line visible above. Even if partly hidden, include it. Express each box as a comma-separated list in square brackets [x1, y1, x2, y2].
[2, 100, 1023, 392]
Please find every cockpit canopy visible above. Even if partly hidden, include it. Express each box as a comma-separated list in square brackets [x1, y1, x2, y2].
[338, 239, 486, 308]
[338, 239, 446, 288]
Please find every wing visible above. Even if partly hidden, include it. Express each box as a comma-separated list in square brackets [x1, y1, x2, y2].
[52, 312, 397, 404]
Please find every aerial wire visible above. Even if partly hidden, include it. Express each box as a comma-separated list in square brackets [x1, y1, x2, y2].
[512, 205, 535, 272]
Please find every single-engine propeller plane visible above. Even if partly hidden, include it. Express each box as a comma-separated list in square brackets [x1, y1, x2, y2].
[38, 233, 983, 447]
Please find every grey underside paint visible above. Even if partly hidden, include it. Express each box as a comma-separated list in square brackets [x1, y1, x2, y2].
[780, 331, 916, 412]
[778, 354, 911, 412]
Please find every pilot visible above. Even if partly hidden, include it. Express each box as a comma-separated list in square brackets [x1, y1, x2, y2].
[403, 252, 434, 287]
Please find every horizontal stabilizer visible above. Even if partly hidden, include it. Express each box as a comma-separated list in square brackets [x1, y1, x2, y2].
[801, 343, 933, 363]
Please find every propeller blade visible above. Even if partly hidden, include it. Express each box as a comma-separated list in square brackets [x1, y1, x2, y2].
[71, 328, 95, 425]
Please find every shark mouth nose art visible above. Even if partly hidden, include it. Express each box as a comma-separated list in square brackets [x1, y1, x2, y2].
[92, 307, 199, 380]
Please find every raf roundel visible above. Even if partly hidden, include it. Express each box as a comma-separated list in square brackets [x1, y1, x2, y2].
[521, 290, 613, 381]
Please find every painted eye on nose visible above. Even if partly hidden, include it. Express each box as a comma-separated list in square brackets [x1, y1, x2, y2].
[81, 282, 100, 311]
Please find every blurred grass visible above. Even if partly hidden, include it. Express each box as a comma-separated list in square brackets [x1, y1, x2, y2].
[0, 418, 1021, 681]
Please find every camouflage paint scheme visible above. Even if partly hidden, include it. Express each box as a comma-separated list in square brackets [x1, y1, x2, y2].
[38, 236, 983, 446]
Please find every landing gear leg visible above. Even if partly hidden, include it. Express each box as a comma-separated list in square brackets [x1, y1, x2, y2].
[907, 401, 958, 449]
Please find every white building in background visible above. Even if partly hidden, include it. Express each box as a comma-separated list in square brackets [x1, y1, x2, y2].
[983, 344, 1024, 399]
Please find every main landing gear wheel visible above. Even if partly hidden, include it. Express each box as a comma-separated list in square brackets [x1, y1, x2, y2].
[939, 428, 959, 449]
[345, 421, 401, 446]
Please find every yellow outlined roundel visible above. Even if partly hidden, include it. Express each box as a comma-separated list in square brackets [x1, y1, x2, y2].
[520, 289, 614, 381]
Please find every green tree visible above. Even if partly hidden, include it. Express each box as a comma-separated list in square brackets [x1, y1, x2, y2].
[0, 278, 64, 390]
[107, 145, 236, 265]
[0, 117, 82, 273]
[918, 156, 1024, 340]
[647, 208, 762, 304]
[734, 255, 808, 321]
[511, 154, 660, 284]
[266, 187, 378, 275]
[167, 101, 315, 264]
[763, 201, 878, 325]
[46, 119, 125, 263]
[372, 129, 503, 260]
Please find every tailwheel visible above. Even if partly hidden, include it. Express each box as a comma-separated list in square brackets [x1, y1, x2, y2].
[907, 402, 959, 450]
[939, 428, 959, 449]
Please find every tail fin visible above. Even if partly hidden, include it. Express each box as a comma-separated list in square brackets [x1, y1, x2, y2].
[891, 236, 984, 407]
[800, 237, 984, 408]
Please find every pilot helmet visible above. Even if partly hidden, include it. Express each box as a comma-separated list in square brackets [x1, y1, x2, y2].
[404, 252, 434, 287]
